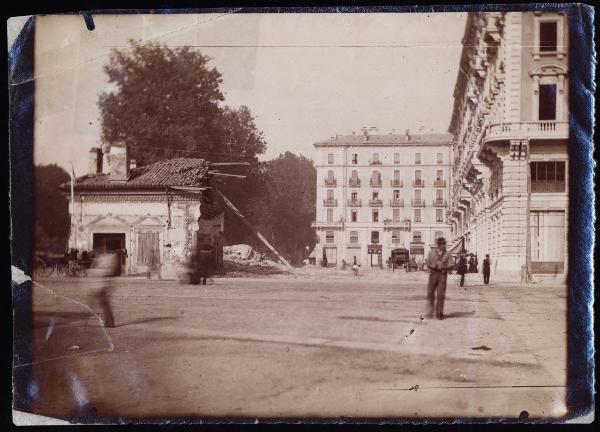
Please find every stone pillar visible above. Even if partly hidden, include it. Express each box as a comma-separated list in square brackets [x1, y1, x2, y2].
[496, 143, 529, 274]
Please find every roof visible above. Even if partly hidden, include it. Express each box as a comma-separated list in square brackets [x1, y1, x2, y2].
[68, 158, 211, 190]
[314, 133, 453, 147]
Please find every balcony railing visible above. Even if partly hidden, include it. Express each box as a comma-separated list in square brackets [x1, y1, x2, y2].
[324, 178, 337, 187]
[411, 199, 425, 207]
[433, 199, 447, 207]
[347, 199, 362, 207]
[370, 180, 382, 187]
[369, 160, 383, 165]
[390, 179, 403, 187]
[483, 121, 569, 143]
[311, 221, 343, 229]
[349, 179, 361, 187]
[434, 179, 446, 187]
[369, 199, 383, 207]
[413, 180, 425, 187]
[323, 199, 338, 207]
[531, 180, 566, 193]
[390, 199, 404, 207]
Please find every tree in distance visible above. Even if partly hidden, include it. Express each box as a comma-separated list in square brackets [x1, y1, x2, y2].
[34, 164, 70, 254]
[252, 152, 317, 265]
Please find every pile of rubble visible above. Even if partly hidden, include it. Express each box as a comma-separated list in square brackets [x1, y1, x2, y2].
[222, 244, 289, 276]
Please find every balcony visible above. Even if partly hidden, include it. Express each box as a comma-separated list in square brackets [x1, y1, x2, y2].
[384, 219, 408, 228]
[411, 199, 425, 207]
[483, 121, 569, 144]
[434, 179, 446, 187]
[390, 179, 403, 187]
[370, 179, 382, 187]
[323, 199, 338, 207]
[311, 221, 343, 230]
[413, 179, 425, 188]
[390, 199, 404, 207]
[347, 199, 362, 207]
[369, 199, 383, 207]
[433, 199, 447, 207]
[349, 179, 361, 187]
[324, 178, 337, 187]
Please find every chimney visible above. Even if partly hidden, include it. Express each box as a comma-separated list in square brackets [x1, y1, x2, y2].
[405, 129, 410, 141]
[88, 147, 102, 175]
[130, 159, 137, 170]
[109, 141, 130, 181]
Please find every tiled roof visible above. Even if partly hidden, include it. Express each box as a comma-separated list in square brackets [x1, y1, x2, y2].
[314, 133, 453, 146]
[70, 158, 210, 190]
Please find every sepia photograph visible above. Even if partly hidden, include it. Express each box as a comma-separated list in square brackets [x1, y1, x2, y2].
[8, 5, 595, 424]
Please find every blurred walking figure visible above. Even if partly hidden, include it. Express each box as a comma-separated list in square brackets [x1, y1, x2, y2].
[425, 237, 453, 320]
[89, 252, 120, 328]
[483, 254, 491, 285]
[352, 256, 359, 276]
[457, 252, 468, 287]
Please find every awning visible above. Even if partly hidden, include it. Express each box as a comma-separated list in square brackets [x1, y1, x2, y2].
[447, 237, 466, 255]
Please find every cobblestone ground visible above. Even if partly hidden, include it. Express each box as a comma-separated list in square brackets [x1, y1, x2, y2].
[21, 271, 567, 422]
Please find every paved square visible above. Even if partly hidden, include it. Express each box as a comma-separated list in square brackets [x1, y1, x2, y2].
[25, 272, 567, 420]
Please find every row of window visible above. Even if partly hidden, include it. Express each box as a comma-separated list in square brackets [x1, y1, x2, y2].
[325, 230, 444, 244]
[327, 189, 446, 201]
[323, 208, 446, 223]
[327, 152, 445, 165]
[325, 169, 446, 183]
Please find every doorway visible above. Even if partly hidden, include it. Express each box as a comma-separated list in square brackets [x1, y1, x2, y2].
[93, 233, 125, 252]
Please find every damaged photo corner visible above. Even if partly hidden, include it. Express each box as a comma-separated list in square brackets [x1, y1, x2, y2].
[8, 5, 595, 425]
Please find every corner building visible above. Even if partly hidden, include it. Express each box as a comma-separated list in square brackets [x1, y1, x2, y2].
[448, 11, 569, 279]
[312, 131, 452, 268]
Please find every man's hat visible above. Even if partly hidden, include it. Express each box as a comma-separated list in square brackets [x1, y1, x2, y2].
[436, 237, 447, 246]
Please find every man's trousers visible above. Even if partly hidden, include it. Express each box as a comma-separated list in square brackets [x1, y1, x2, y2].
[427, 271, 447, 318]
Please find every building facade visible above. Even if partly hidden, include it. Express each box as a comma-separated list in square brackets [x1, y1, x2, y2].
[448, 11, 569, 279]
[312, 130, 452, 268]
[66, 144, 224, 279]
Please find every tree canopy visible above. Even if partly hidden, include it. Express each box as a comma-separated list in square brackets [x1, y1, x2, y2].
[99, 40, 266, 166]
[34, 164, 70, 253]
[252, 152, 317, 265]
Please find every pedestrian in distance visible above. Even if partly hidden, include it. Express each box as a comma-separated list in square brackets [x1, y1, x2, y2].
[483, 254, 491, 285]
[425, 237, 454, 320]
[352, 256, 359, 276]
[458, 252, 468, 287]
[468, 254, 477, 273]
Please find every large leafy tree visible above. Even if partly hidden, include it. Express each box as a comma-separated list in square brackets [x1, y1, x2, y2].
[98, 40, 265, 166]
[252, 152, 317, 265]
[34, 164, 70, 254]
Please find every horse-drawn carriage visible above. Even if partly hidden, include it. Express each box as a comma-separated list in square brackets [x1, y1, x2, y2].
[33, 249, 93, 279]
[389, 248, 410, 271]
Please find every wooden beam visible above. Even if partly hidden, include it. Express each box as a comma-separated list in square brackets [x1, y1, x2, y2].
[217, 190, 292, 269]
[210, 162, 251, 167]
[208, 172, 247, 179]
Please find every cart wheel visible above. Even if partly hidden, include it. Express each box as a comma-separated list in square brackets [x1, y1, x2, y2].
[33, 257, 48, 279]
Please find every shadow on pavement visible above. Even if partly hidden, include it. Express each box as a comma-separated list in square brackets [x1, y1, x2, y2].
[443, 311, 477, 319]
[115, 316, 181, 327]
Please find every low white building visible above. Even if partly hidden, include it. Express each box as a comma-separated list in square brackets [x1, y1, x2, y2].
[65, 144, 223, 279]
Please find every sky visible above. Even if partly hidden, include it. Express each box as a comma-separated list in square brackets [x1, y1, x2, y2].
[31, 12, 467, 175]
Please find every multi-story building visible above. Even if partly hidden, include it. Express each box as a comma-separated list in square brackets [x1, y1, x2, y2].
[312, 130, 452, 268]
[448, 11, 569, 279]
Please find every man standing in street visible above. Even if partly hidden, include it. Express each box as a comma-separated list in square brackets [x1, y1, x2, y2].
[483, 254, 491, 285]
[425, 237, 453, 320]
